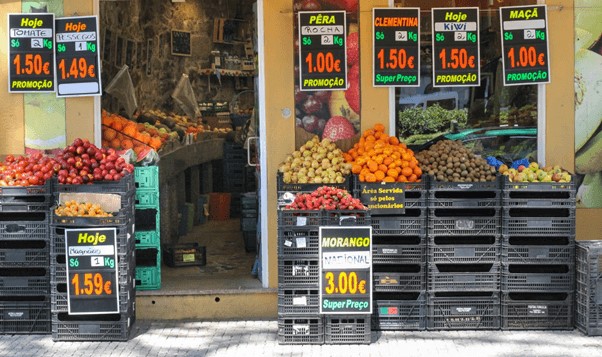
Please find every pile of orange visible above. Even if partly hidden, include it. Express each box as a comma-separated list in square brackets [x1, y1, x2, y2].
[101, 110, 163, 155]
[343, 123, 422, 183]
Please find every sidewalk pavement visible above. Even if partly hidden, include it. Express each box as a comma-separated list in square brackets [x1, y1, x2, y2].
[1, 320, 601, 357]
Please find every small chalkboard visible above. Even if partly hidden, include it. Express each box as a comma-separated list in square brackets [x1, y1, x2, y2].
[171, 30, 191, 56]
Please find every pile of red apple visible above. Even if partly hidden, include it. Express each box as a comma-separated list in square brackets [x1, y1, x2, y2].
[54, 138, 134, 185]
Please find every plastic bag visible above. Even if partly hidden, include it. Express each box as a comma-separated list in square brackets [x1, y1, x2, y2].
[105, 65, 138, 119]
[172, 74, 200, 121]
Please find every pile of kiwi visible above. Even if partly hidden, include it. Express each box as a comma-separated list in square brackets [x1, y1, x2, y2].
[416, 140, 497, 182]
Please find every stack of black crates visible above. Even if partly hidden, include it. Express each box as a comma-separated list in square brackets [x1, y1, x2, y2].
[427, 179, 502, 330]
[501, 177, 575, 329]
[223, 141, 255, 217]
[360, 180, 428, 331]
[50, 174, 136, 341]
[134, 166, 161, 290]
[240, 192, 258, 252]
[0, 182, 52, 334]
[575, 241, 602, 336]
[276, 177, 372, 345]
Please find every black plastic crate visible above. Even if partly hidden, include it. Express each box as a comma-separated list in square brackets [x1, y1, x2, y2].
[0, 239, 48, 267]
[278, 259, 320, 288]
[574, 241, 602, 336]
[0, 212, 49, 241]
[372, 239, 426, 265]
[0, 296, 50, 334]
[278, 227, 320, 257]
[0, 181, 52, 211]
[428, 235, 500, 264]
[163, 243, 206, 267]
[50, 223, 135, 256]
[503, 208, 575, 236]
[241, 216, 256, 232]
[0, 267, 49, 296]
[278, 288, 320, 315]
[427, 292, 501, 330]
[502, 176, 575, 204]
[372, 291, 426, 330]
[501, 264, 574, 292]
[323, 210, 370, 227]
[502, 235, 574, 264]
[223, 141, 246, 160]
[428, 263, 500, 292]
[428, 210, 501, 236]
[51, 206, 134, 228]
[51, 308, 135, 341]
[52, 173, 135, 196]
[51, 282, 135, 314]
[277, 173, 351, 195]
[429, 188, 500, 209]
[278, 210, 323, 227]
[370, 210, 427, 236]
[429, 176, 501, 190]
[373, 264, 426, 292]
[242, 231, 256, 253]
[501, 291, 573, 330]
[324, 315, 371, 344]
[277, 315, 324, 345]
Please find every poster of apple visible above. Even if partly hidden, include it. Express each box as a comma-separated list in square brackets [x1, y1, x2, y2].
[293, 0, 360, 151]
[574, 0, 602, 208]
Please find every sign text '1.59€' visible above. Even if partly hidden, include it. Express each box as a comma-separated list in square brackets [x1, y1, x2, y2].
[373, 8, 420, 87]
[500, 5, 550, 86]
[55, 16, 102, 97]
[298, 11, 347, 91]
[8, 13, 55, 93]
[431, 8, 480, 87]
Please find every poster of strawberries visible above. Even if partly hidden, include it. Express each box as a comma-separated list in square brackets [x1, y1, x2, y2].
[293, 0, 360, 151]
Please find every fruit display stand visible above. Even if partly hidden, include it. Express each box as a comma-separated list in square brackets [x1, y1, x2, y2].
[49, 174, 137, 341]
[500, 175, 576, 330]
[0, 181, 52, 334]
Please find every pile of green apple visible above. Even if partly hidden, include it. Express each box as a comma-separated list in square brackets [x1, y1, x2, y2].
[499, 162, 571, 183]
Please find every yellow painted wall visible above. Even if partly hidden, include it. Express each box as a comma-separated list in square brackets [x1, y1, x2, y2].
[0, 0, 95, 155]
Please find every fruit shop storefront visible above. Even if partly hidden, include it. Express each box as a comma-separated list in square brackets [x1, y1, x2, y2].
[0, 0, 601, 338]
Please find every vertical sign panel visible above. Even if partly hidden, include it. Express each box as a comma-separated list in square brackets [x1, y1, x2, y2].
[8, 13, 55, 93]
[500, 5, 550, 86]
[55, 16, 102, 97]
[65, 228, 120, 315]
[432, 8, 480, 87]
[320, 226, 372, 314]
[373, 8, 420, 87]
[298, 11, 347, 91]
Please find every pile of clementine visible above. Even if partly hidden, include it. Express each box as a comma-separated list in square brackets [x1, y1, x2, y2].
[343, 123, 422, 183]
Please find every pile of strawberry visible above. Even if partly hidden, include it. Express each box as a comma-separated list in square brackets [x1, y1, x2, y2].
[285, 186, 366, 210]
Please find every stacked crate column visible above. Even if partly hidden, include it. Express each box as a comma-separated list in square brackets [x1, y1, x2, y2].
[134, 166, 161, 291]
[50, 174, 136, 341]
[354, 179, 427, 331]
[501, 177, 575, 330]
[575, 241, 602, 336]
[427, 178, 502, 330]
[0, 182, 52, 334]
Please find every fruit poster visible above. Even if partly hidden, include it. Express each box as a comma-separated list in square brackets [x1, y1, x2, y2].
[574, 0, 602, 208]
[293, 0, 360, 151]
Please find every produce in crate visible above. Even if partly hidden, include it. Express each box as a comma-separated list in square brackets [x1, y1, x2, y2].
[278, 136, 352, 184]
[54, 200, 113, 217]
[55, 138, 134, 184]
[345, 123, 422, 183]
[416, 139, 497, 182]
[284, 186, 365, 210]
[500, 162, 572, 183]
[0, 152, 56, 186]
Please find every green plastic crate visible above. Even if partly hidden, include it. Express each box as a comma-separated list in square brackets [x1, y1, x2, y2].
[135, 230, 160, 247]
[134, 166, 159, 190]
[135, 189, 160, 207]
[135, 265, 161, 290]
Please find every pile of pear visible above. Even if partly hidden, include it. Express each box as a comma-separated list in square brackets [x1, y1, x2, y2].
[499, 162, 571, 183]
